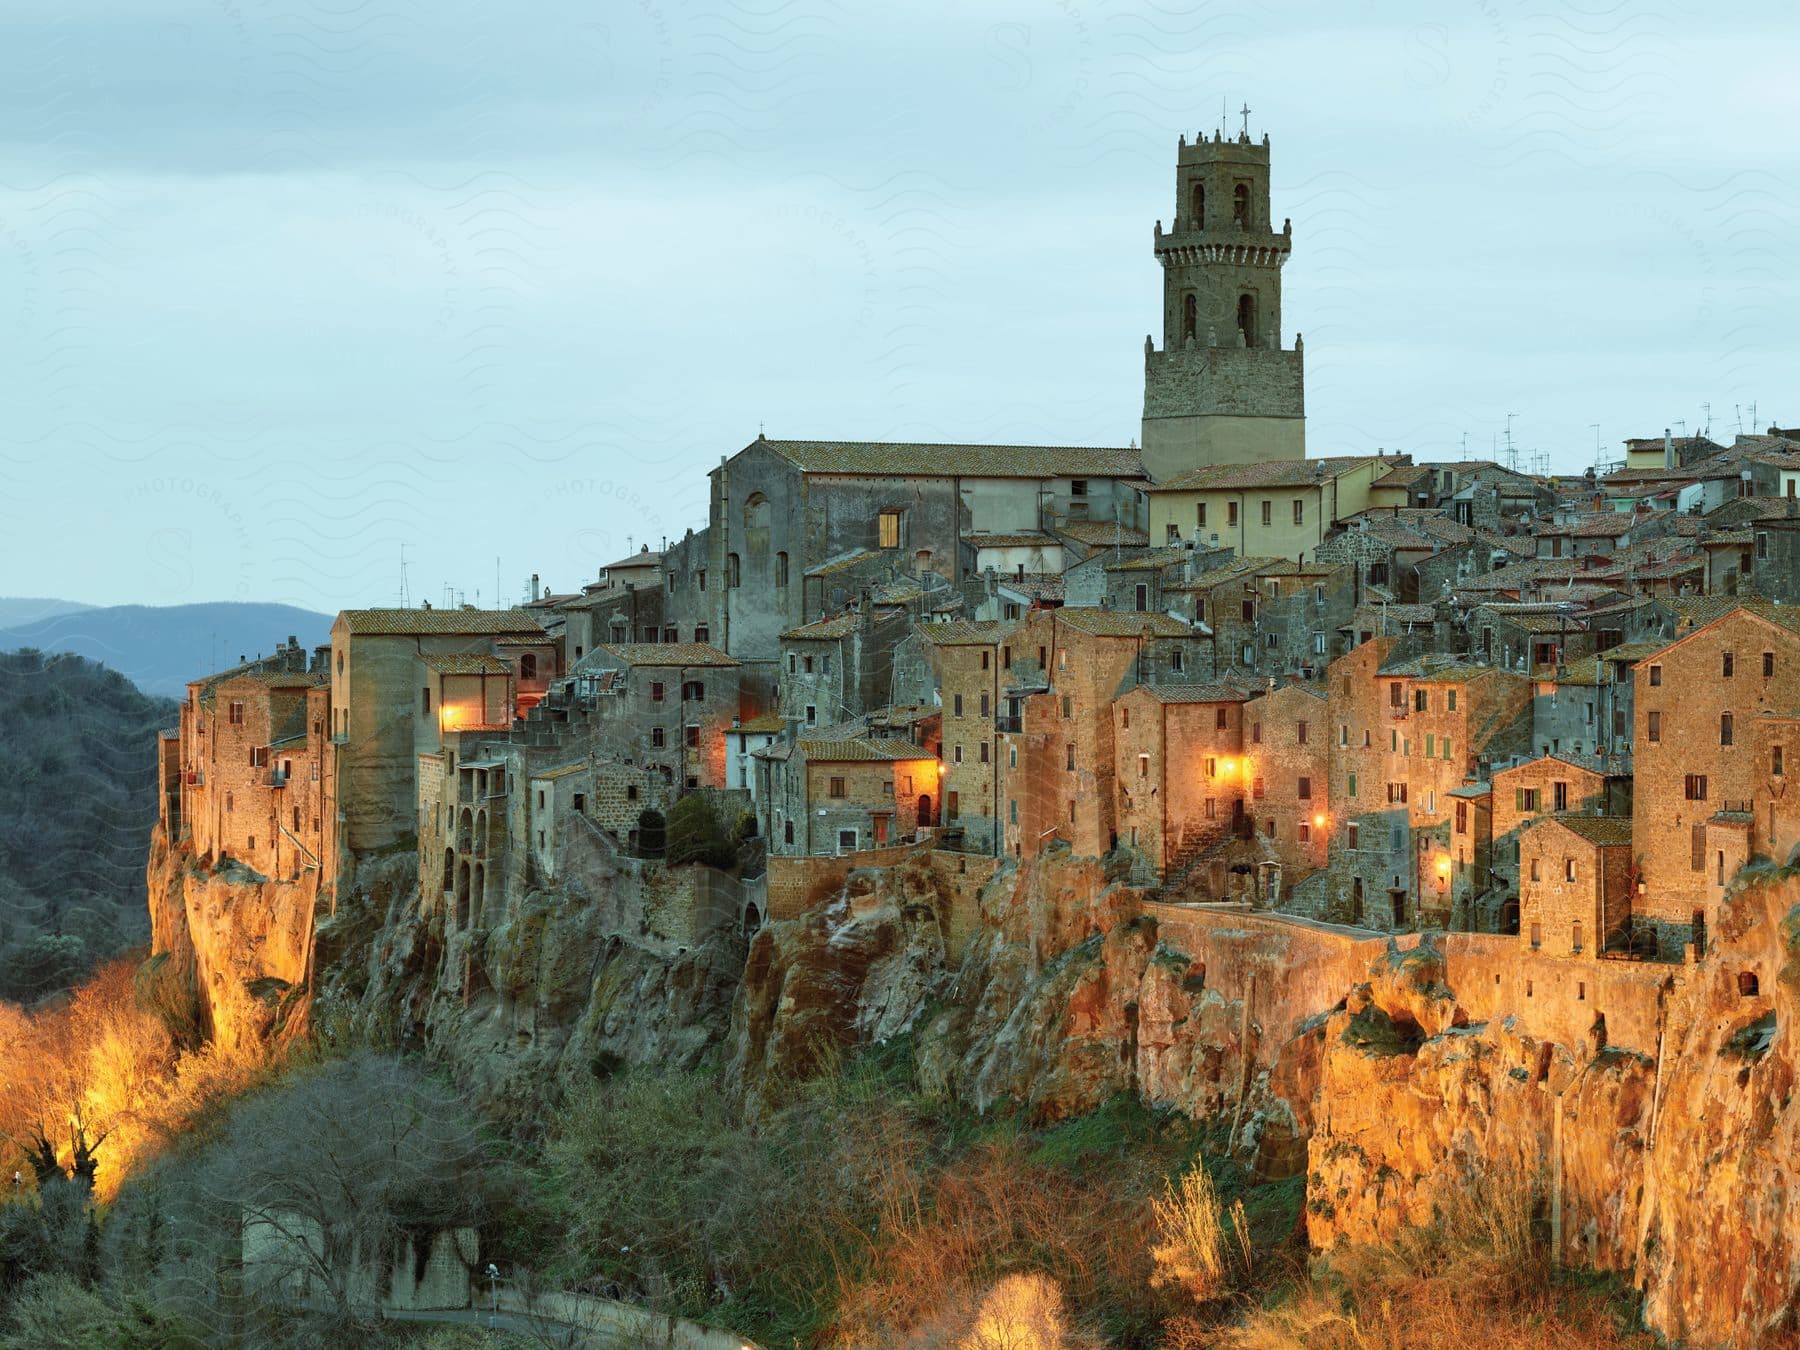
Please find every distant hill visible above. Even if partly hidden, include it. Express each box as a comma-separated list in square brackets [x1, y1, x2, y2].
[0, 650, 178, 999]
[0, 603, 335, 697]
[0, 596, 96, 628]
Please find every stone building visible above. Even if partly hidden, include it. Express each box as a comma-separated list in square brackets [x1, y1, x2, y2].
[1144, 455, 1385, 559]
[329, 607, 546, 853]
[762, 735, 940, 856]
[1243, 681, 1331, 886]
[1488, 755, 1626, 918]
[776, 604, 909, 726]
[1517, 815, 1634, 959]
[913, 621, 1016, 855]
[674, 436, 1147, 705]
[1631, 604, 1800, 955]
[572, 642, 742, 791]
[994, 608, 1209, 861]
[1141, 128, 1306, 477]
[1112, 683, 1250, 881]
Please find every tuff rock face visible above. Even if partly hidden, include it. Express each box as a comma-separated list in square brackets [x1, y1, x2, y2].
[724, 849, 1800, 1346]
[152, 816, 1800, 1345]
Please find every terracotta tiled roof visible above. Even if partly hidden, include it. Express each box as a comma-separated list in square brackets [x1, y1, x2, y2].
[968, 531, 1056, 549]
[783, 613, 858, 640]
[1057, 520, 1149, 547]
[1540, 814, 1634, 846]
[1165, 557, 1287, 591]
[601, 549, 663, 571]
[1150, 455, 1384, 493]
[999, 574, 1066, 602]
[595, 642, 739, 667]
[913, 620, 1014, 646]
[798, 736, 935, 762]
[418, 654, 511, 676]
[1054, 609, 1194, 638]
[806, 549, 881, 578]
[731, 713, 787, 734]
[1128, 683, 1249, 703]
[1106, 548, 1188, 573]
[532, 762, 587, 781]
[339, 608, 544, 637]
[756, 438, 1143, 479]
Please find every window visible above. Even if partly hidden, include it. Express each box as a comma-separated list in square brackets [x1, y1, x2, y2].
[1260, 500, 1272, 527]
[1205, 756, 1216, 777]
[228, 701, 244, 725]
[1347, 823, 1359, 850]
[1066, 743, 1076, 771]
[829, 776, 847, 799]
[1564, 856, 1576, 881]
[1166, 524, 1180, 543]
[1298, 776, 1312, 800]
[1009, 799, 1018, 823]
[802, 655, 814, 674]
[1721, 713, 1734, 746]
[1515, 787, 1540, 812]
[1237, 292, 1256, 345]
[1414, 688, 1428, 712]
[1297, 720, 1309, 745]
[784, 821, 794, 845]
[1298, 821, 1311, 843]
[1253, 776, 1265, 800]
[953, 693, 964, 718]
[1552, 780, 1569, 812]
[1347, 772, 1357, 798]
[651, 680, 665, 702]
[1228, 501, 1239, 527]
[1135, 583, 1148, 611]
[1447, 689, 1457, 711]
[1293, 499, 1304, 525]
[1215, 707, 1228, 731]
[838, 829, 857, 852]
[1232, 182, 1250, 225]
[1252, 720, 1262, 744]
[1120, 707, 1129, 729]
[1455, 801, 1467, 832]
[980, 743, 989, 763]
[979, 693, 990, 717]
[1775, 745, 1786, 776]
[1648, 664, 1662, 687]
[1723, 651, 1734, 679]
[422, 687, 432, 715]
[1204, 798, 1217, 820]
[1530, 858, 1540, 883]
[684, 725, 699, 748]
[1684, 774, 1708, 800]
[775, 551, 788, 586]
[1530, 921, 1541, 947]
[694, 625, 709, 644]
[879, 511, 901, 548]
[1171, 648, 1185, 672]
[1137, 754, 1149, 777]
[1196, 502, 1207, 528]
[1061, 695, 1072, 719]
[651, 727, 665, 748]
[225, 792, 234, 813]
[952, 745, 964, 764]
[1182, 291, 1198, 340]
[697, 569, 706, 591]
[980, 651, 990, 671]
[682, 680, 705, 701]
[804, 705, 816, 725]
[1339, 723, 1347, 747]
[1425, 734, 1435, 757]
[1647, 710, 1661, 742]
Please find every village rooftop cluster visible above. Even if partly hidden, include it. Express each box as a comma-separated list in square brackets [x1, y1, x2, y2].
[156, 127, 1800, 998]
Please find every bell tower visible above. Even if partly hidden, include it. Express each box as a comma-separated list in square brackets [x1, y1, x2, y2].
[1140, 125, 1306, 481]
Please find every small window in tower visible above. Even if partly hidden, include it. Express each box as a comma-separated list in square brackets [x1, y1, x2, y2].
[1190, 181, 1204, 228]
[1182, 292, 1197, 341]
[1237, 293, 1256, 347]
[1232, 181, 1249, 227]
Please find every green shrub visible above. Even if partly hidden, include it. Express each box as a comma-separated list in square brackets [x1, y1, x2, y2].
[663, 796, 733, 869]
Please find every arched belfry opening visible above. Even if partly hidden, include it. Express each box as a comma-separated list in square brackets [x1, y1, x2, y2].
[1232, 182, 1249, 227]
[1182, 293, 1197, 342]
[1237, 293, 1257, 347]
[1190, 182, 1204, 228]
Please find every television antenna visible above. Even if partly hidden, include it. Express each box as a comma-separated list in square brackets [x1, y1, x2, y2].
[1503, 412, 1518, 472]
[399, 544, 411, 608]
[1589, 423, 1601, 476]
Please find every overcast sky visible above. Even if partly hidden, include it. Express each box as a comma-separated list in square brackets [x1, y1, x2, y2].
[2, 0, 1795, 613]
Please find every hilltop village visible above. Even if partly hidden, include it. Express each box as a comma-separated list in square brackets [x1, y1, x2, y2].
[158, 127, 1800, 1091]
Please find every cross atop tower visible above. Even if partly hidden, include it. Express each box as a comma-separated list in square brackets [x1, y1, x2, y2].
[1239, 102, 1251, 137]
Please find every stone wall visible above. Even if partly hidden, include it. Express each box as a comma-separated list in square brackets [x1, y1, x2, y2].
[765, 842, 923, 920]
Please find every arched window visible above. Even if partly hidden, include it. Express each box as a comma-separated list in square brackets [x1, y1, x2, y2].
[1232, 182, 1249, 227]
[442, 847, 454, 896]
[1190, 181, 1204, 228]
[1183, 293, 1197, 341]
[520, 653, 537, 681]
[727, 552, 741, 588]
[743, 492, 771, 530]
[1237, 293, 1256, 347]
[1738, 970, 1760, 997]
[775, 551, 789, 587]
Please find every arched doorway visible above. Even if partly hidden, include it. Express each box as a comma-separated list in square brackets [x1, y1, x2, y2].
[1237, 293, 1257, 347]
[743, 903, 761, 937]
[917, 794, 933, 828]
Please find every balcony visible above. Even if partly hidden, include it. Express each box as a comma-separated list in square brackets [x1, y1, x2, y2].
[1389, 705, 1409, 719]
[266, 770, 289, 789]
[994, 715, 1022, 734]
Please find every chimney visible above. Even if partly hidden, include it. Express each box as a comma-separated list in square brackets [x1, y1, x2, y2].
[531, 572, 540, 601]
[1664, 428, 1674, 471]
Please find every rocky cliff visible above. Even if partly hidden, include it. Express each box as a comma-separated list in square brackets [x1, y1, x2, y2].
[724, 845, 1800, 1345]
